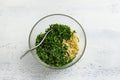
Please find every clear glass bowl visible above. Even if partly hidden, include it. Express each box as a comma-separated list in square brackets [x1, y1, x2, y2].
[28, 14, 86, 69]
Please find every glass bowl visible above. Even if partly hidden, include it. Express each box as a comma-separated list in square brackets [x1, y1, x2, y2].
[28, 14, 86, 69]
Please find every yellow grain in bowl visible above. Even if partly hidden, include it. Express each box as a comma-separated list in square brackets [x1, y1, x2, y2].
[62, 30, 79, 59]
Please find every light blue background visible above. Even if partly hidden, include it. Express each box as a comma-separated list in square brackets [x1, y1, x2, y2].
[0, 0, 120, 80]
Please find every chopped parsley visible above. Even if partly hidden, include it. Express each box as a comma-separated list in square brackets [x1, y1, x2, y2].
[36, 24, 76, 67]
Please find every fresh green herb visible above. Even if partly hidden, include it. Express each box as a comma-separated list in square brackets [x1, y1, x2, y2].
[36, 24, 74, 67]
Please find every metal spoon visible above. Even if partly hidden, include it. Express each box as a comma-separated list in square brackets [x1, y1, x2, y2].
[20, 29, 52, 59]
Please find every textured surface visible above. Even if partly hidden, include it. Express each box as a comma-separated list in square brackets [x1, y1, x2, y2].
[0, 0, 120, 80]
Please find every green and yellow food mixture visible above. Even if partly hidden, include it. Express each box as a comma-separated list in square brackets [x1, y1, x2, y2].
[36, 24, 79, 67]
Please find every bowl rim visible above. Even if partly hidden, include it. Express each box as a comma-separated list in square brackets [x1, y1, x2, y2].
[28, 13, 87, 69]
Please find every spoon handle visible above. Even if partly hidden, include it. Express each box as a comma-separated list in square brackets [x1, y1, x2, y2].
[20, 50, 31, 59]
[20, 29, 52, 59]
